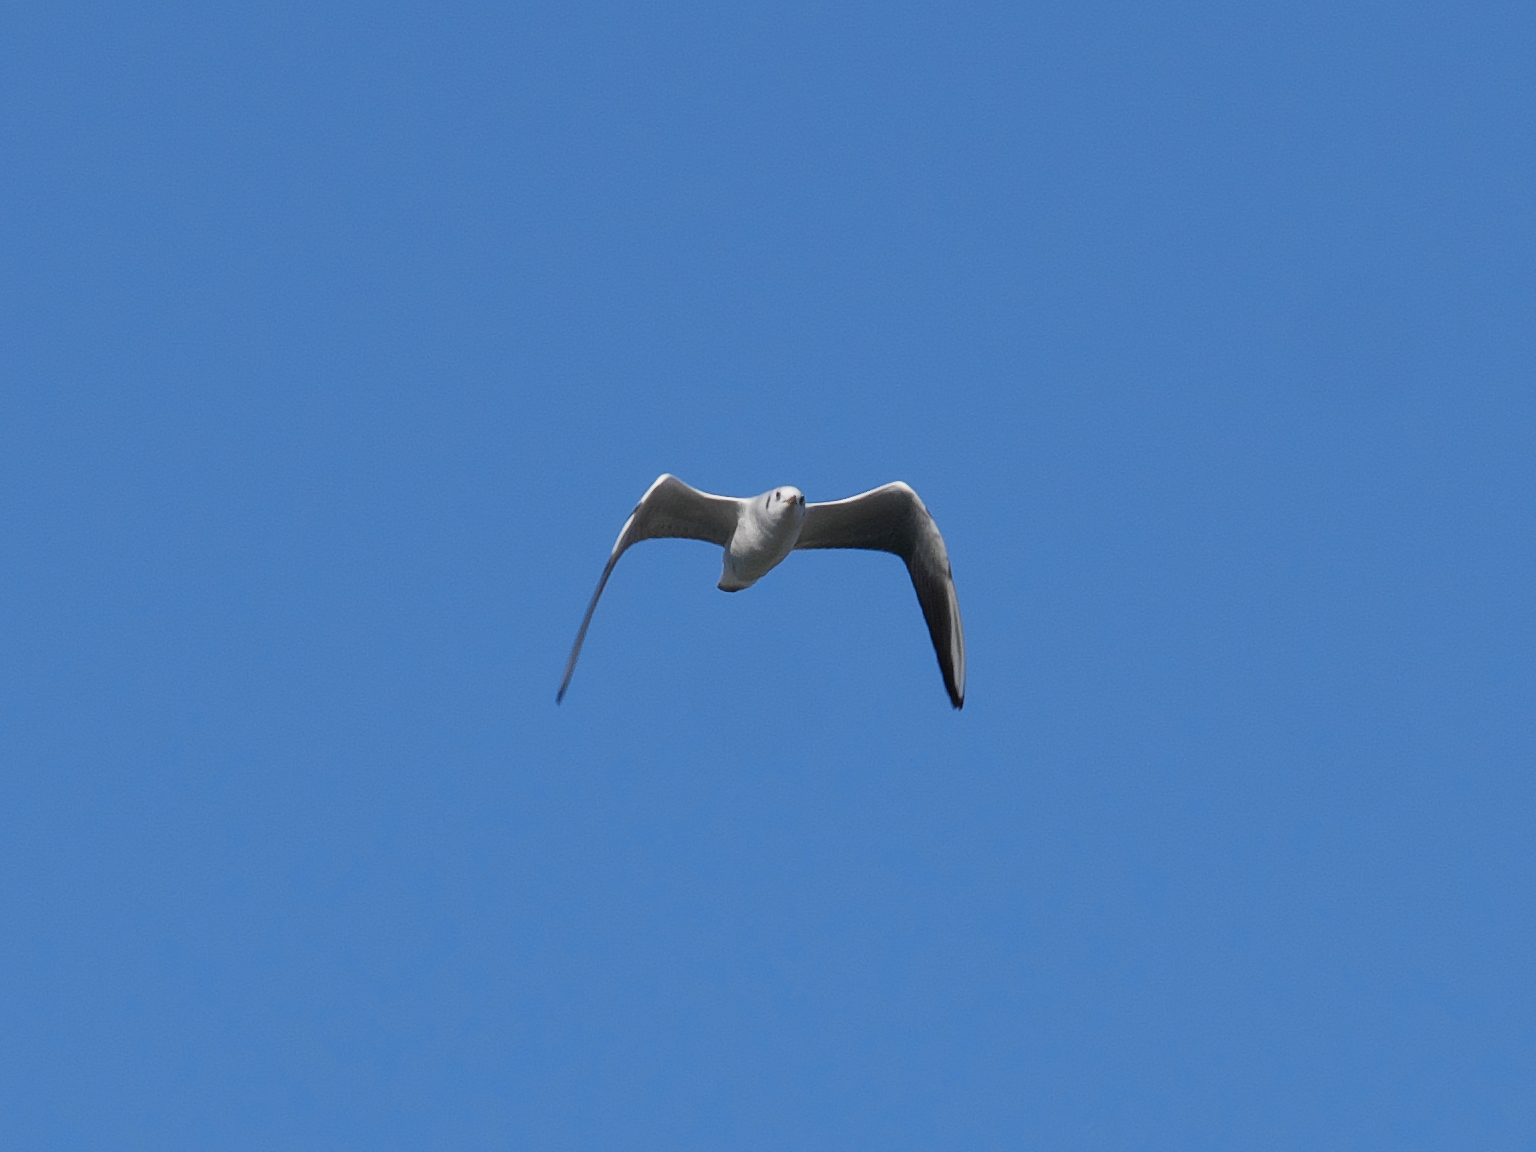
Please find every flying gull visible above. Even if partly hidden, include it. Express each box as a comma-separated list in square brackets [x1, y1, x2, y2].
[557, 475, 966, 708]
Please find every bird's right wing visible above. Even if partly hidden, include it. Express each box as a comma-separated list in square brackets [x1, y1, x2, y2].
[557, 475, 742, 702]
[796, 482, 966, 708]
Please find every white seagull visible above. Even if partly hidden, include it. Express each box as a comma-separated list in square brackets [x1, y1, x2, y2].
[557, 475, 966, 708]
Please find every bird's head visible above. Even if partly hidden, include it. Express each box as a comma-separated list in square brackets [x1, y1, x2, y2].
[763, 486, 806, 516]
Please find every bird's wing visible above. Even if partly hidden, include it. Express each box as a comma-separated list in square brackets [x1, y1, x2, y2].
[795, 482, 966, 708]
[557, 475, 742, 702]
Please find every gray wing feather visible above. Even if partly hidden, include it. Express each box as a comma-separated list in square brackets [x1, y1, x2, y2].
[796, 482, 966, 708]
[557, 475, 741, 702]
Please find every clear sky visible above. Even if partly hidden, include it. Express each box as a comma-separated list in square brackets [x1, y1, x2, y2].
[2, 1, 1532, 1147]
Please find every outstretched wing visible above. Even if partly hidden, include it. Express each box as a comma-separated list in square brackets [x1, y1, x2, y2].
[557, 475, 742, 702]
[795, 482, 966, 708]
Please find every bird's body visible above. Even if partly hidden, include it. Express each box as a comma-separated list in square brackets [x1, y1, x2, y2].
[719, 486, 805, 590]
[558, 475, 966, 708]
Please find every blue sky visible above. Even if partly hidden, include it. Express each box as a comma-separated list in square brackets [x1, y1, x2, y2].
[2, 0, 1533, 1147]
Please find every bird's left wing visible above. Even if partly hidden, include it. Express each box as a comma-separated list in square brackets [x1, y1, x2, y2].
[796, 482, 966, 708]
[558, 475, 742, 702]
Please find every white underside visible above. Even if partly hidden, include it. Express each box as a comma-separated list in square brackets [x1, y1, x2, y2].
[719, 496, 804, 590]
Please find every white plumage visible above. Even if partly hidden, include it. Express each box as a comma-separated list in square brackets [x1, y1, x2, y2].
[558, 475, 966, 708]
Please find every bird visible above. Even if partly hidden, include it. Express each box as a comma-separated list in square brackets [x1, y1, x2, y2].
[557, 475, 966, 708]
